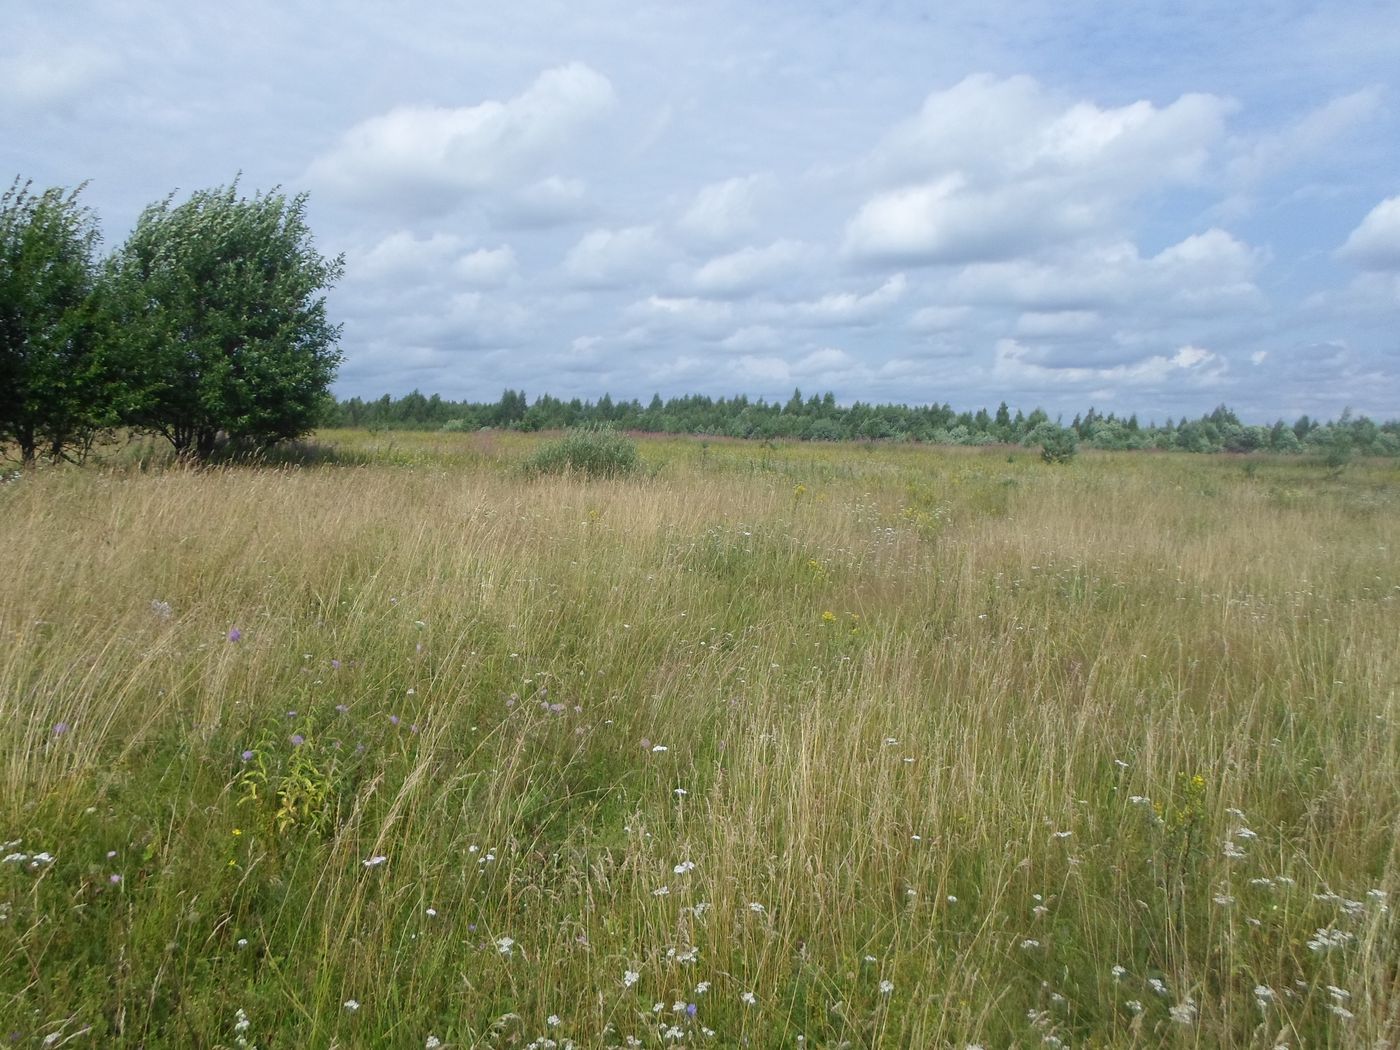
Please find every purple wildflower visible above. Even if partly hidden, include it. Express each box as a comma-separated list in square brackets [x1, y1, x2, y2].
[52, 722, 69, 736]
[109, 874, 122, 885]
[227, 627, 242, 642]
[241, 749, 255, 762]
[389, 714, 400, 726]
[331, 659, 341, 670]
[290, 734, 305, 747]
[686, 1003, 697, 1017]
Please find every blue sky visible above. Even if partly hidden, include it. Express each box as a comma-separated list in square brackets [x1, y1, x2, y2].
[4, 1, 1398, 420]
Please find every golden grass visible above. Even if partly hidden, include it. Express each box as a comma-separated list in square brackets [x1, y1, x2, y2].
[0, 433, 1396, 1047]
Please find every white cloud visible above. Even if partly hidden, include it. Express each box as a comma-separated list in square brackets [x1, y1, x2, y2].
[908, 305, 971, 332]
[720, 325, 784, 352]
[1340, 195, 1400, 271]
[677, 174, 776, 244]
[995, 338, 1228, 389]
[564, 225, 666, 286]
[494, 176, 591, 228]
[307, 63, 615, 214]
[1015, 310, 1101, 336]
[1228, 88, 1384, 184]
[691, 240, 807, 296]
[455, 246, 517, 286]
[780, 274, 908, 325]
[952, 229, 1265, 316]
[354, 230, 465, 281]
[844, 74, 1232, 264]
[0, 45, 112, 108]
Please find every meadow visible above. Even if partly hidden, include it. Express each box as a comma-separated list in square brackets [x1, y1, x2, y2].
[1, 431, 1397, 1048]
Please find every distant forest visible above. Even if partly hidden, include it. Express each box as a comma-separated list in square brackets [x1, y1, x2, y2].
[330, 389, 1400, 456]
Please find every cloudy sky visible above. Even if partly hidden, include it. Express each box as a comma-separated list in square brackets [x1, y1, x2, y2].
[4, 1, 1398, 420]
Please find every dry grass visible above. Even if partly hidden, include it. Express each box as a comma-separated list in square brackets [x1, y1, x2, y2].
[0, 433, 1397, 1047]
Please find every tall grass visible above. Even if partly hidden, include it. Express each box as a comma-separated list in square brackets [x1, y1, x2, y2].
[0, 435, 1396, 1047]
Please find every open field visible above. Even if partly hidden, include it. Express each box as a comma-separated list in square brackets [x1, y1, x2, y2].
[2, 431, 1398, 1047]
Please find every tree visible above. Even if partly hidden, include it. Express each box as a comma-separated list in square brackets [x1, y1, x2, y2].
[0, 178, 108, 464]
[104, 181, 344, 459]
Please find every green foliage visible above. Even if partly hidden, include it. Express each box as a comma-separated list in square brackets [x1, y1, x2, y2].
[1034, 423, 1079, 463]
[0, 178, 109, 464]
[521, 424, 640, 479]
[103, 180, 344, 459]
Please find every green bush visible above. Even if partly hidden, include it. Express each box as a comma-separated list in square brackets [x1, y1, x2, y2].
[1035, 423, 1078, 464]
[522, 424, 640, 479]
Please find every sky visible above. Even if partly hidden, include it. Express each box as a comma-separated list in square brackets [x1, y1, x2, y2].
[3, 1, 1398, 421]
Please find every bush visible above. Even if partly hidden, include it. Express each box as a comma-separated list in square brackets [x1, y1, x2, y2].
[1034, 424, 1078, 464]
[522, 425, 640, 479]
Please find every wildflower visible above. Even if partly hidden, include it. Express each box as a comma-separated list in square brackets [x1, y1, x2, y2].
[1169, 1000, 1197, 1025]
[651, 744, 669, 752]
[1052, 831, 1071, 839]
[686, 1003, 697, 1017]
[1306, 927, 1354, 952]
[363, 855, 388, 868]
[1125, 1000, 1144, 1014]
[52, 722, 69, 736]
[695, 981, 710, 994]
[228, 628, 241, 642]
[151, 600, 173, 619]
[652, 886, 670, 896]
[344, 1000, 360, 1012]
[1148, 978, 1168, 996]
[335, 704, 349, 713]
[290, 734, 305, 747]
[1213, 894, 1235, 906]
[496, 936, 515, 955]
[547, 1015, 560, 1027]
[1331, 1004, 1355, 1021]
[1110, 965, 1126, 981]
[878, 980, 894, 994]
[623, 970, 640, 988]
[425, 907, 437, 918]
[389, 715, 400, 726]
[1223, 840, 1247, 859]
[674, 788, 688, 797]
[747, 901, 765, 913]
[240, 749, 254, 762]
[234, 1008, 251, 1032]
[740, 991, 756, 1005]
[673, 860, 696, 875]
[109, 873, 122, 884]
[1253, 985, 1274, 1005]
[1020, 939, 1041, 950]
[425, 1037, 442, 1049]
[821, 610, 836, 624]
[237, 938, 249, 949]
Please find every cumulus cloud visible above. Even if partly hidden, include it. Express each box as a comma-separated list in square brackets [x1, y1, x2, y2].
[1227, 88, 1384, 184]
[1339, 195, 1400, 271]
[455, 246, 517, 286]
[564, 225, 667, 286]
[307, 63, 615, 215]
[691, 240, 807, 296]
[677, 174, 776, 244]
[0, 45, 113, 108]
[995, 339, 1228, 389]
[779, 274, 908, 326]
[844, 74, 1231, 264]
[951, 229, 1265, 315]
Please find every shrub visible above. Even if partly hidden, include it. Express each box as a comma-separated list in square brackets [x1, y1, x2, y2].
[522, 425, 640, 479]
[1028, 422, 1078, 463]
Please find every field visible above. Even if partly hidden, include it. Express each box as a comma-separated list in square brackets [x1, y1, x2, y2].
[1, 431, 1397, 1048]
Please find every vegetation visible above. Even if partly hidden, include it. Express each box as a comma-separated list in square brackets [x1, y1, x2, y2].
[1, 177, 343, 464]
[2, 432, 1395, 1046]
[0, 179, 108, 464]
[334, 388, 1400, 458]
[521, 424, 641, 479]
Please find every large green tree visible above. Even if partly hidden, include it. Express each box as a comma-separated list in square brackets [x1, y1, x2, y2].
[0, 178, 107, 464]
[106, 181, 344, 459]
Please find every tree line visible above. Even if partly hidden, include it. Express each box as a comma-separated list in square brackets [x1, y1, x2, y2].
[333, 389, 1400, 458]
[1, 177, 343, 465]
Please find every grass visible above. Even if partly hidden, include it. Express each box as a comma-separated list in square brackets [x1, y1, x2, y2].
[1, 430, 1397, 1047]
